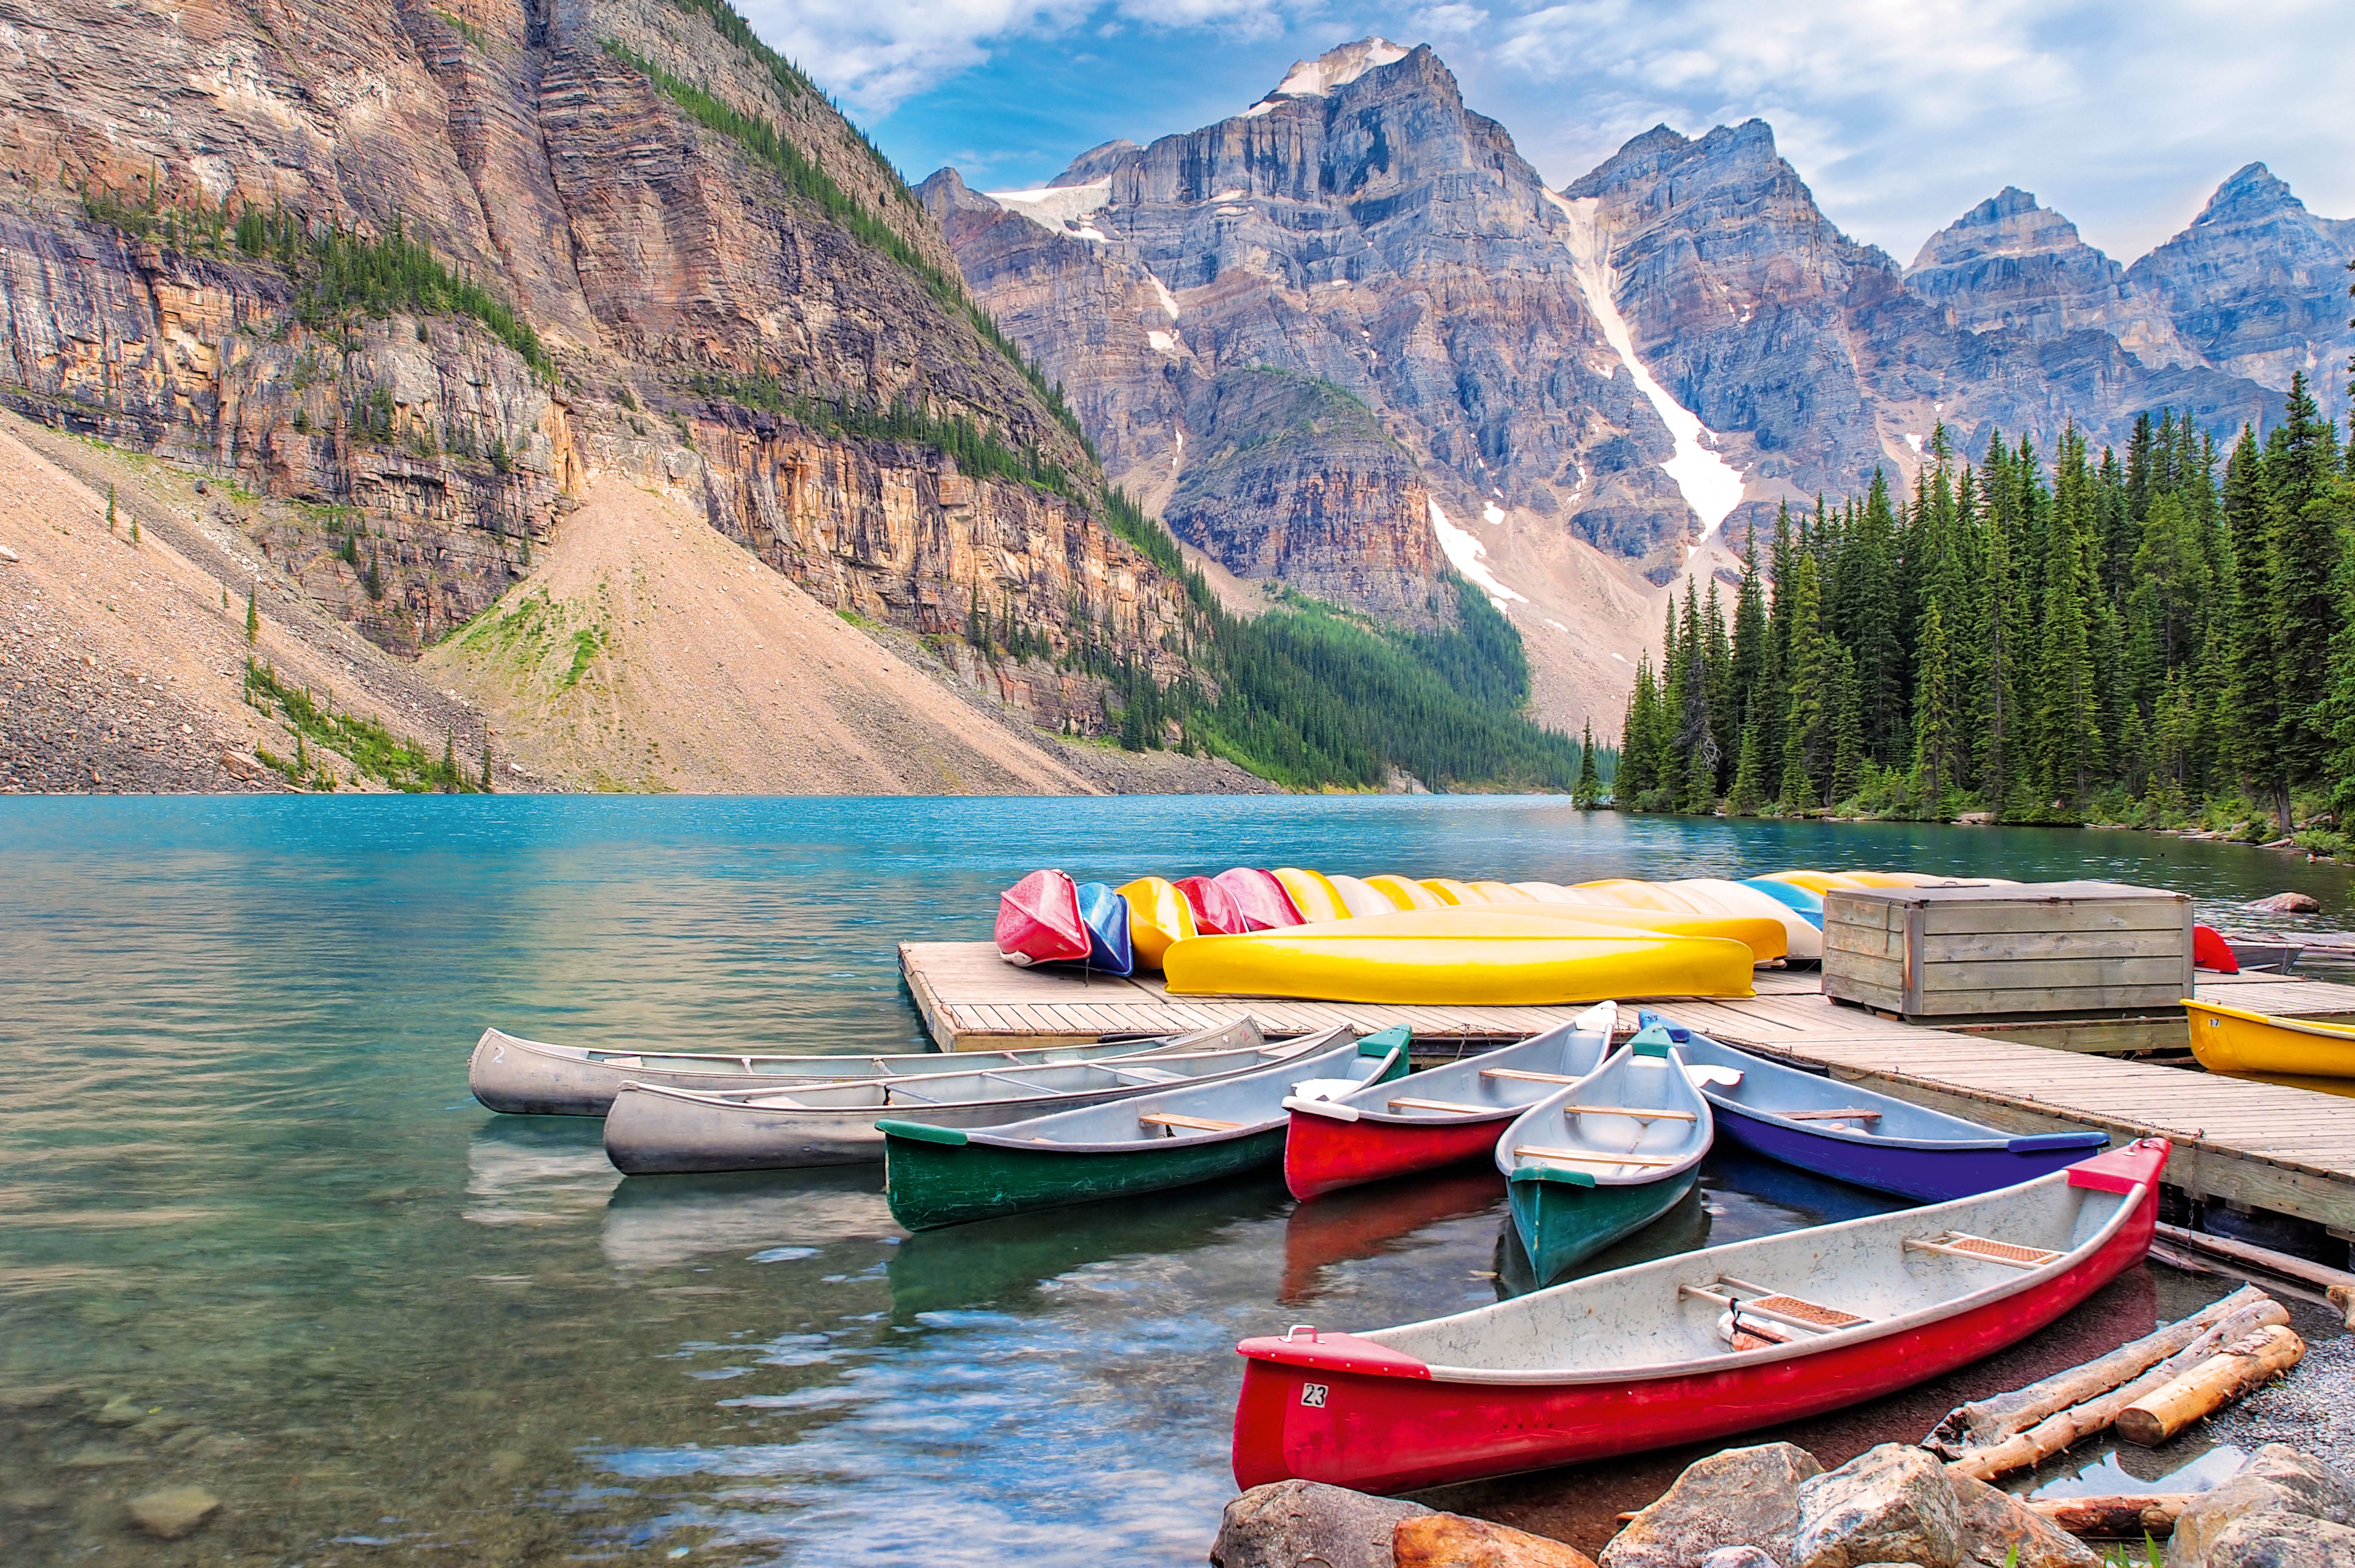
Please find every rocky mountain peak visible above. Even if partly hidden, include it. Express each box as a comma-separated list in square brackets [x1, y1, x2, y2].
[2195, 161, 2304, 225]
[1245, 37, 1412, 113]
[1911, 187, 2088, 267]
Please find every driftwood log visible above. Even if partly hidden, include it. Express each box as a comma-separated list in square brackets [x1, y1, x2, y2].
[2114, 1322, 2306, 1446]
[1924, 1285, 2275, 1457]
[1946, 1294, 2289, 1481]
[2025, 1495, 2190, 1537]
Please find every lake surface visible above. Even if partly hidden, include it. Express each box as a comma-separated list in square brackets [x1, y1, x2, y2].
[5, 796, 2350, 1566]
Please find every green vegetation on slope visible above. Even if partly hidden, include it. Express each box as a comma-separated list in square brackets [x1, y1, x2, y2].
[1623, 381, 2355, 832]
[244, 660, 482, 793]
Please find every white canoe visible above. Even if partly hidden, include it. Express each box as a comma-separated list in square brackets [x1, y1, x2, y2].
[602, 1024, 1345, 1174]
[469, 1016, 1263, 1117]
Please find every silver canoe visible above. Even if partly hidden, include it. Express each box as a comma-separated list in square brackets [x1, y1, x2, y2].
[470, 1016, 1265, 1116]
[603, 1024, 1345, 1174]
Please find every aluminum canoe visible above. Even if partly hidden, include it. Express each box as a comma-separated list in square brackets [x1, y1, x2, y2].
[468, 1016, 1265, 1117]
[1282, 1002, 1619, 1200]
[602, 1024, 1323, 1175]
[1496, 1023, 1714, 1285]
[878, 1026, 1409, 1230]
[1231, 1138, 2170, 1492]
[1648, 1013, 2108, 1200]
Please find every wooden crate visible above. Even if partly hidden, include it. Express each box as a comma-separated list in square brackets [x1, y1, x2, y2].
[1822, 881, 2194, 1019]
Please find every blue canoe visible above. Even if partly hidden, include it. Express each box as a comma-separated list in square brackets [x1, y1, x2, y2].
[1072, 881, 1136, 977]
[1737, 877, 1825, 928]
[1643, 1013, 2109, 1202]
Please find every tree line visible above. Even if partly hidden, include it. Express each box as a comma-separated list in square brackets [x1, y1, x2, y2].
[1618, 376, 2355, 839]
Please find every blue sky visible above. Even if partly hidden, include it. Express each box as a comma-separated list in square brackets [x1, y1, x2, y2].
[736, 0, 2352, 265]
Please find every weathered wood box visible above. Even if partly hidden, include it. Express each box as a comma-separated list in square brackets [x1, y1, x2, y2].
[1822, 881, 2194, 1019]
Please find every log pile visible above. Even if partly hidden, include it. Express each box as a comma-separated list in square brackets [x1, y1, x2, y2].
[1927, 1284, 2306, 1484]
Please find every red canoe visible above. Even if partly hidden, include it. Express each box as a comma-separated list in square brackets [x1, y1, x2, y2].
[1173, 874, 1249, 936]
[1232, 1139, 2168, 1492]
[1214, 868, 1304, 931]
[2192, 924, 2238, 974]
[1282, 1003, 1618, 1200]
[994, 869, 1090, 967]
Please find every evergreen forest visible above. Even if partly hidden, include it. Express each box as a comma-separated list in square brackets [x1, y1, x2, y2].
[1617, 377, 2355, 845]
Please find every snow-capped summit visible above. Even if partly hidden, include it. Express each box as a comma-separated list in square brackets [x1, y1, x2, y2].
[1244, 38, 1410, 116]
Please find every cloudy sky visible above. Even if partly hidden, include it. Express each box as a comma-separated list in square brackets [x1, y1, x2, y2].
[736, 0, 2352, 265]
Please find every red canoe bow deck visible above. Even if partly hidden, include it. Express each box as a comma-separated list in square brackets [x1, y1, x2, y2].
[996, 869, 1090, 967]
[1232, 1140, 2168, 1492]
[1283, 1104, 1517, 1201]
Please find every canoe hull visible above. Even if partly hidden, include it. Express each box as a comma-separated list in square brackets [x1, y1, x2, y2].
[886, 1126, 1288, 1230]
[1712, 1103, 2105, 1202]
[2186, 999, 2355, 1078]
[604, 1088, 1157, 1174]
[1232, 1179, 2157, 1492]
[1507, 1167, 1701, 1285]
[1284, 1108, 1514, 1201]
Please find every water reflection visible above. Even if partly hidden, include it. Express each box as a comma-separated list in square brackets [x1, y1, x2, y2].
[603, 1168, 897, 1274]
[1281, 1165, 1505, 1306]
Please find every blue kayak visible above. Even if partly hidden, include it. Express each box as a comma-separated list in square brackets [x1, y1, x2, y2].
[1738, 877, 1825, 929]
[1642, 1012, 2109, 1202]
[1071, 881, 1136, 976]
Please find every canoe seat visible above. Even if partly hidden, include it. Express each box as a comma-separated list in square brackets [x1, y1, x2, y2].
[1903, 1230, 2060, 1269]
[1559, 1103, 1698, 1122]
[1513, 1145, 1686, 1168]
[1781, 1108, 1884, 1123]
[1482, 1067, 1580, 1085]
[1388, 1096, 1493, 1115]
[1140, 1112, 1242, 1133]
[1109, 1064, 1183, 1083]
[1680, 1276, 1868, 1341]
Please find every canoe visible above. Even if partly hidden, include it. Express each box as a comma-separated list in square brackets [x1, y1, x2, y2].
[1498, 1023, 1713, 1285]
[1467, 880, 1536, 902]
[1419, 877, 1483, 905]
[1284, 1002, 1619, 1199]
[1756, 869, 1870, 895]
[997, 869, 1089, 966]
[1216, 867, 1304, 930]
[1272, 867, 1354, 925]
[1740, 876, 1825, 927]
[1663, 879, 1825, 962]
[1404, 901, 1787, 964]
[2184, 998, 2355, 1079]
[1650, 1015, 2109, 1199]
[467, 1015, 1263, 1117]
[1163, 910, 1757, 1005]
[1572, 877, 1688, 911]
[602, 1025, 1331, 1175]
[1174, 873, 1249, 936]
[880, 1026, 1412, 1230]
[1074, 881, 1135, 976]
[1361, 873, 1443, 911]
[1117, 876, 1197, 968]
[1231, 1137, 2171, 1491]
[2192, 924, 2239, 973]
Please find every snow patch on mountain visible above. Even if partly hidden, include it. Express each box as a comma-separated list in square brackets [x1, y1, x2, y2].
[987, 180, 1113, 236]
[1429, 497, 1524, 611]
[1244, 37, 1408, 115]
[1149, 274, 1181, 321]
[1545, 191, 1747, 532]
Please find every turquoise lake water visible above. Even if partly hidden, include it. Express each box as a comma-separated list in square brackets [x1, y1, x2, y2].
[4, 796, 2351, 1566]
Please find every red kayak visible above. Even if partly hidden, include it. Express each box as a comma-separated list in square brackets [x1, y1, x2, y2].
[2192, 924, 2238, 974]
[1214, 868, 1304, 931]
[1232, 1139, 2167, 1492]
[994, 869, 1090, 967]
[1282, 1003, 1618, 1200]
[1173, 874, 1249, 936]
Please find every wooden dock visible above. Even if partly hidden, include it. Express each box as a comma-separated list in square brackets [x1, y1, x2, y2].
[898, 942, 2355, 1234]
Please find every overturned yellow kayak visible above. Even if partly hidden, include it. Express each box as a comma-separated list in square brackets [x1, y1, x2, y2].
[1115, 876, 1197, 968]
[1364, 873, 1444, 911]
[1163, 910, 1756, 1004]
[1272, 867, 1353, 925]
[2184, 999, 2355, 1079]
[1423, 900, 1786, 964]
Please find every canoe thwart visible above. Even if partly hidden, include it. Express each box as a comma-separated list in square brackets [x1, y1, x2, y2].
[1513, 1144, 1687, 1168]
[1780, 1107, 1885, 1122]
[1386, 1096, 1496, 1115]
[1139, 1111, 1244, 1133]
[1903, 1230, 2061, 1269]
[1558, 1103, 1699, 1122]
[1482, 1067, 1582, 1085]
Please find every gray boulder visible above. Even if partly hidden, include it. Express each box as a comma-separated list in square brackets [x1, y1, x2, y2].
[2171, 1446, 2355, 1568]
[1793, 1445, 1965, 1568]
[1698, 1551, 1782, 1568]
[1210, 1479, 1433, 1568]
[1601, 1443, 1825, 1568]
[1946, 1470, 2097, 1568]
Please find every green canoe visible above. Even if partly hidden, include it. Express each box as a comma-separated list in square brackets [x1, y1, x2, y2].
[881, 1025, 1410, 1231]
[1498, 1023, 1713, 1285]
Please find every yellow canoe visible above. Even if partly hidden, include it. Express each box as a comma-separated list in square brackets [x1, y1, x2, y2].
[1329, 874, 1404, 917]
[1419, 877, 1484, 906]
[1115, 876, 1197, 968]
[1468, 880, 1536, 902]
[1272, 867, 1354, 925]
[1660, 878, 1826, 963]
[2184, 999, 2355, 1079]
[1419, 901, 1785, 963]
[1163, 910, 1757, 1004]
[1572, 878, 1690, 911]
[1364, 873, 1445, 911]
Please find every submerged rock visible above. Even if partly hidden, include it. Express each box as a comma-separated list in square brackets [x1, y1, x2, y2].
[1394, 1512, 1598, 1566]
[1601, 1442, 1824, 1568]
[1792, 1445, 1963, 1568]
[1211, 1479, 1432, 1568]
[126, 1485, 221, 1540]
[2242, 892, 2321, 913]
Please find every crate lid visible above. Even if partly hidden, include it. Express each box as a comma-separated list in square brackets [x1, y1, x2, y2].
[1823, 880, 2189, 906]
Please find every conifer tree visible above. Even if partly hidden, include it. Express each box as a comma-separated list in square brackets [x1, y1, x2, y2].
[2037, 427, 2103, 813]
[2267, 373, 2342, 817]
[1912, 596, 1957, 817]
[245, 584, 259, 645]
[1778, 553, 1827, 811]
[1574, 722, 1602, 807]
[2219, 428, 2282, 815]
[1726, 707, 1765, 817]
[1826, 642, 1865, 808]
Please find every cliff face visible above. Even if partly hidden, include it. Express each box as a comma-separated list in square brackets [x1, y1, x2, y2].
[0, 0, 1198, 740]
[926, 41, 1702, 608]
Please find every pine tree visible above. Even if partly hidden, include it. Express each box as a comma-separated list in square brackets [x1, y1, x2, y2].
[1618, 655, 1660, 802]
[2219, 427, 2283, 818]
[106, 484, 117, 531]
[2267, 372, 2343, 820]
[443, 727, 457, 791]
[1726, 708, 1765, 816]
[480, 733, 494, 792]
[1826, 640, 1865, 807]
[245, 584, 259, 645]
[1778, 553, 1828, 811]
[1574, 721, 1602, 807]
[1912, 596, 1957, 817]
[2036, 427, 2103, 814]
